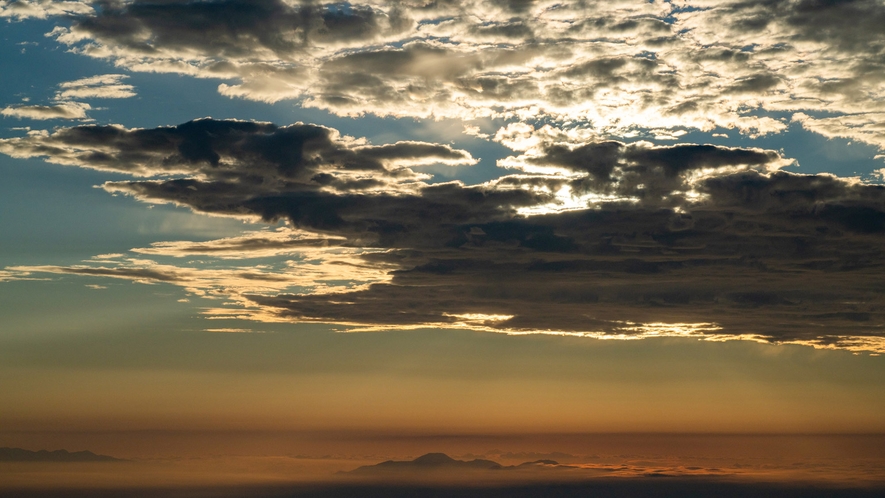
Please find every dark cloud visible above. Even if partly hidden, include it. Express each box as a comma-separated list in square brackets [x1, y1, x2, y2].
[107, 179, 547, 242]
[3, 119, 885, 352]
[490, 0, 535, 13]
[245, 176, 885, 348]
[725, 74, 782, 95]
[471, 20, 534, 40]
[530, 141, 780, 178]
[514, 140, 790, 207]
[625, 144, 780, 175]
[72, 0, 406, 57]
[0, 118, 476, 185]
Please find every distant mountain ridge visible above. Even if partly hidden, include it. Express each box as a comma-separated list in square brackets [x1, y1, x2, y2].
[348, 453, 564, 474]
[0, 447, 123, 462]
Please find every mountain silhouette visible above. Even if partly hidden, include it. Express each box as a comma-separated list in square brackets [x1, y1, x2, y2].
[0, 447, 123, 462]
[347, 453, 563, 475]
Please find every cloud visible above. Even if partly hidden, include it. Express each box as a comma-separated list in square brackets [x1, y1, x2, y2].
[56, 74, 137, 99]
[24, 0, 881, 149]
[1, 74, 133, 123]
[1, 75, 132, 124]
[0, 117, 476, 183]
[7, 237, 400, 313]
[3, 119, 885, 353]
[131, 228, 347, 259]
[674, 0, 885, 146]
[49, 0, 413, 102]
[792, 113, 885, 153]
[238, 168, 885, 350]
[498, 129, 795, 210]
[0, 102, 90, 120]
[67, 0, 409, 57]
[0, 0, 91, 19]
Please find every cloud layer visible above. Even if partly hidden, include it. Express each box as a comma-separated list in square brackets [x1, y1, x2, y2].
[3, 118, 885, 353]
[30, 0, 883, 149]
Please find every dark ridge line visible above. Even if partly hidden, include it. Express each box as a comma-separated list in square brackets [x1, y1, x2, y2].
[0, 447, 124, 462]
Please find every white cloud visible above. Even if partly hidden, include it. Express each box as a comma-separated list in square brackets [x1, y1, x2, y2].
[56, 74, 136, 100]
[0, 0, 91, 19]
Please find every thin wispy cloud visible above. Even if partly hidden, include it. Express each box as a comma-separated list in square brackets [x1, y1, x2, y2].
[1, 74, 132, 123]
[55, 74, 136, 100]
[1, 101, 90, 120]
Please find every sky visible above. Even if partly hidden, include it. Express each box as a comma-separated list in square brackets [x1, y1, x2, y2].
[1, 0, 885, 494]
